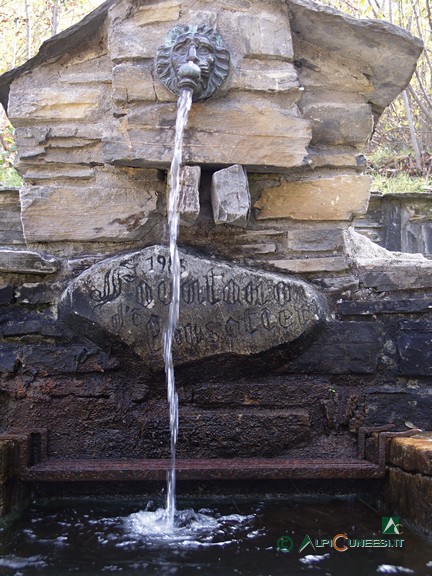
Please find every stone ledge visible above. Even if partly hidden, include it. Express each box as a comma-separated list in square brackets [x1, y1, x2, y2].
[357, 260, 432, 291]
[338, 298, 432, 316]
[21, 457, 384, 482]
[390, 433, 432, 476]
[268, 256, 349, 273]
[0, 249, 60, 275]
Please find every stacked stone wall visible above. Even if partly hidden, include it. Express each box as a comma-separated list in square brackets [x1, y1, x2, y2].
[0, 0, 427, 469]
[0, 183, 431, 462]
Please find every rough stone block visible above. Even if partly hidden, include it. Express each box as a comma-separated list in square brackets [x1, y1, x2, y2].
[42, 142, 105, 167]
[14, 125, 105, 166]
[398, 329, 432, 376]
[231, 60, 300, 96]
[0, 188, 20, 206]
[60, 245, 326, 367]
[0, 189, 25, 245]
[0, 249, 59, 275]
[20, 168, 161, 242]
[288, 320, 383, 374]
[308, 151, 360, 169]
[293, 37, 374, 94]
[390, 433, 432, 476]
[239, 13, 294, 60]
[58, 54, 112, 85]
[0, 437, 30, 516]
[8, 86, 103, 124]
[0, 227, 25, 247]
[338, 298, 432, 317]
[289, 0, 423, 110]
[357, 260, 432, 291]
[364, 389, 432, 430]
[241, 243, 277, 255]
[177, 409, 311, 457]
[0, 318, 58, 338]
[191, 379, 329, 409]
[286, 228, 345, 252]
[19, 345, 113, 375]
[301, 100, 374, 147]
[14, 126, 106, 170]
[0, 344, 19, 373]
[112, 62, 156, 104]
[211, 164, 250, 227]
[104, 96, 311, 171]
[181, 8, 217, 29]
[13, 126, 49, 148]
[254, 175, 371, 221]
[134, 1, 181, 26]
[109, 22, 164, 62]
[268, 256, 349, 274]
[24, 165, 95, 182]
[0, 285, 14, 305]
[176, 165, 200, 226]
[386, 468, 432, 533]
[317, 275, 359, 294]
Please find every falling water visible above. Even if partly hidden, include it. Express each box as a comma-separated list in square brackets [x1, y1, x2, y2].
[163, 87, 193, 528]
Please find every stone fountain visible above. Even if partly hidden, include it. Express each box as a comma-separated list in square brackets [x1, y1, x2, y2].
[0, 0, 431, 533]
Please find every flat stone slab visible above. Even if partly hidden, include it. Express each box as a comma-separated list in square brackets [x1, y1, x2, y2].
[0, 249, 60, 274]
[60, 245, 326, 367]
[390, 433, 432, 476]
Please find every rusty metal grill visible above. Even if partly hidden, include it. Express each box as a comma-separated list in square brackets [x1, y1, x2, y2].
[21, 457, 384, 482]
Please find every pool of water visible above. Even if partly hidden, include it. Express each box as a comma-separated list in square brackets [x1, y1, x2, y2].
[0, 496, 431, 575]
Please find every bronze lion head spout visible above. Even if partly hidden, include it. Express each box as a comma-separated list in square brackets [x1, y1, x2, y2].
[156, 24, 230, 100]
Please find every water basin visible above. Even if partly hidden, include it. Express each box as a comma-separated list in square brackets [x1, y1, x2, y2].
[0, 496, 431, 575]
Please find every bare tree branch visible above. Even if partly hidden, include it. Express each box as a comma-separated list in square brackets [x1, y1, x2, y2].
[408, 84, 432, 122]
[402, 90, 422, 169]
[24, 0, 31, 60]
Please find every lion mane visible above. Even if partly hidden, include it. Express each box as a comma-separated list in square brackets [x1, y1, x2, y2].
[156, 24, 230, 100]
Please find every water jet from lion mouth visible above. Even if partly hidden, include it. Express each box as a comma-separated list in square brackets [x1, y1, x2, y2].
[156, 24, 231, 528]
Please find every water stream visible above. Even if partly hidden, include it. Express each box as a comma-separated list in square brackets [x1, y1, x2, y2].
[163, 87, 193, 528]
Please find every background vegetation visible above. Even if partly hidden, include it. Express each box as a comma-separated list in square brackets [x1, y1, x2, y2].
[0, 0, 431, 192]
[321, 0, 432, 192]
[0, 0, 104, 185]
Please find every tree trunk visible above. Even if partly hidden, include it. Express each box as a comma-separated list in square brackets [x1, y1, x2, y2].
[11, 18, 18, 69]
[24, 0, 31, 61]
[402, 90, 422, 171]
[51, 0, 60, 36]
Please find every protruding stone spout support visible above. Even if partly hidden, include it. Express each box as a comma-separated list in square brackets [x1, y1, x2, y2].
[176, 165, 201, 226]
[212, 164, 251, 227]
[174, 164, 252, 228]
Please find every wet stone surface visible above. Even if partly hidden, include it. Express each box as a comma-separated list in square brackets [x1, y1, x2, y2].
[60, 245, 326, 367]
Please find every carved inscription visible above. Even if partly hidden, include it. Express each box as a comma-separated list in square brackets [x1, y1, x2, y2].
[61, 245, 326, 366]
